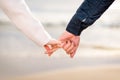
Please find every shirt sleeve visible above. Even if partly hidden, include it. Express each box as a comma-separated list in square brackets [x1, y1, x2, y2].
[66, 0, 115, 36]
[0, 0, 52, 46]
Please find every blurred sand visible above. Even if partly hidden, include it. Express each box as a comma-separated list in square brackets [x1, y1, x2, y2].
[11, 65, 120, 80]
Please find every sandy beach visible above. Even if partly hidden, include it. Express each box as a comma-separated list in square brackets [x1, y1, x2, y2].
[10, 65, 120, 80]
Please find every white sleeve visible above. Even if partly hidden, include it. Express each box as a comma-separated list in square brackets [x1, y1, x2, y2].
[0, 0, 52, 46]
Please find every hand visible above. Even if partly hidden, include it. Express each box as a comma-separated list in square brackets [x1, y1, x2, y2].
[59, 31, 80, 58]
[44, 39, 61, 56]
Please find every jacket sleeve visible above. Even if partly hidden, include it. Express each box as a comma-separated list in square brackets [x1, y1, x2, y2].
[66, 0, 115, 36]
[0, 0, 52, 46]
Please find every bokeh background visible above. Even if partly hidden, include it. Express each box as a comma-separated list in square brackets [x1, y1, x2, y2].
[0, 0, 120, 80]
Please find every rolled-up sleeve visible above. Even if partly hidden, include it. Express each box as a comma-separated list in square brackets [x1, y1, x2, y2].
[66, 0, 115, 36]
[0, 0, 52, 46]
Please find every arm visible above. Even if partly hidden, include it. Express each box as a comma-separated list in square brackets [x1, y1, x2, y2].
[0, 0, 52, 46]
[58, 0, 115, 58]
[66, 0, 115, 36]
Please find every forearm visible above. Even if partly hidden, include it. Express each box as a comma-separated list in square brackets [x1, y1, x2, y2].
[0, 0, 51, 46]
[66, 0, 115, 36]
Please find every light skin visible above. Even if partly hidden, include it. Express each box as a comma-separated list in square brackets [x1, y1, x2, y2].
[59, 31, 80, 58]
[45, 31, 80, 58]
[44, 39, 61, 56]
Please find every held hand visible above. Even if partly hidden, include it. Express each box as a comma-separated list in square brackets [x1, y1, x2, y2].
[44, 39, 61, 56]
[59, 31, 80, 58]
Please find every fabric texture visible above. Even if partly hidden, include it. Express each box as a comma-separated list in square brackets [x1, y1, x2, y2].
[0, 0, 52, 46]
[66, 0, 115, 36]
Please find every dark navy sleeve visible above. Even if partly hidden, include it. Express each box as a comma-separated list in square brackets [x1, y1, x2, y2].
[66, 0, 115, 36]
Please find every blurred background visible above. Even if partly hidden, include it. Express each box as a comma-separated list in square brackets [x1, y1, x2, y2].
[0, 0, 120, 80]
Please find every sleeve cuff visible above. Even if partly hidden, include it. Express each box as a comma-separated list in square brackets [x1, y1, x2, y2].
[66, 14, 88, 36]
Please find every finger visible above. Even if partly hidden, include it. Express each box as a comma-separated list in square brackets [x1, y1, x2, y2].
[63, 41, 71, 54]
[44, 40, 61, 55]
[70, 46, 78, 58]
[44, 44, 59, 56]
[44, 45, 51, 53]
[60, 42, 69, 55]
[66, 41, 74, 54]
[61, 41, 67, 47]
[63, 40, 71, 51]
[70, 50, 77, 58]
[47, 47, 59, 56]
